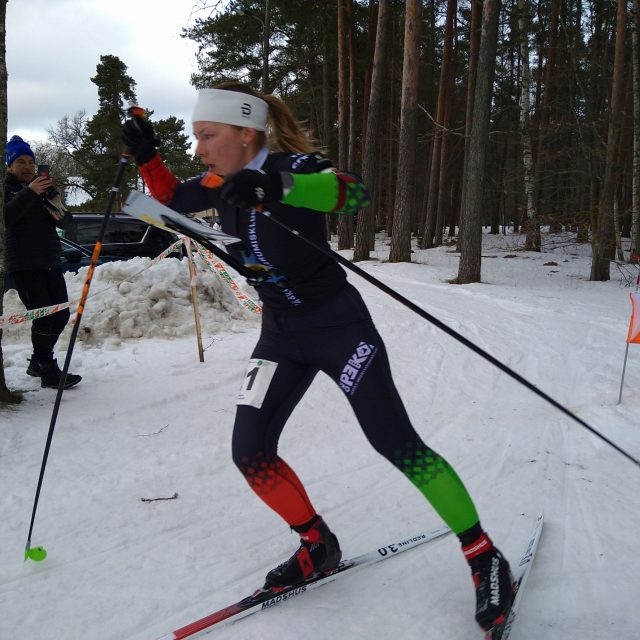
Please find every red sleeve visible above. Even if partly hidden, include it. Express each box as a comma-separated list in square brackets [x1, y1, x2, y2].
[138, 153, 180, 204]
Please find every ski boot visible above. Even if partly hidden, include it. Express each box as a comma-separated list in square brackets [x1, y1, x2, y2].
[463, 533, 515, 632]
[264, 516, 342, 589]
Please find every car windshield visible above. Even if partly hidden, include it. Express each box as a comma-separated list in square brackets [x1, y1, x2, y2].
[72, 219, 147, 245]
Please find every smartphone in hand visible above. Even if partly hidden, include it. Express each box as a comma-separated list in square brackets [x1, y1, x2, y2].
[37, 164, 50, 178]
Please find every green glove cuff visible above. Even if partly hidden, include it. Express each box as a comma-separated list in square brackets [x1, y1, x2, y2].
[281, 172, 339, 212]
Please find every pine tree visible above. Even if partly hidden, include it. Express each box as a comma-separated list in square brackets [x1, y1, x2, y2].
[632, 0, 640, 261]
[74, 55, 137, 210]
[455, 0, 502, 284]
[591, 0, 627, 281]
[354, 0, 390, 261]
[389, 0, 422, 262]
[149, 116, 201, 180]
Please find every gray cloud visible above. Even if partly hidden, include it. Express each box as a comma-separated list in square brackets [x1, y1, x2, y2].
[6, 0, 201, 145]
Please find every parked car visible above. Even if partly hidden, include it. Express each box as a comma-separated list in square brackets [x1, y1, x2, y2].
[3, 213, 182, 292]
[3, 237, 98, 292]
[62, 212, 182, 259]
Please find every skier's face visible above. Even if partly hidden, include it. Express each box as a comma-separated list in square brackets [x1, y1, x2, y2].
[193, 122, 255, 177]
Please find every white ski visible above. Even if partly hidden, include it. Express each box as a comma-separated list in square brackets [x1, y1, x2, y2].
[154, 525, 451, 639]
[486, 513, 544, 640]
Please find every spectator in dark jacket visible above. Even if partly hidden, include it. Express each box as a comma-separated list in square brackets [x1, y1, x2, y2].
[4, 135, 81, 389]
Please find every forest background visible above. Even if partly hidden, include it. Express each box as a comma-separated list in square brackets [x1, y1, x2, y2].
[1, 0, 640, 397]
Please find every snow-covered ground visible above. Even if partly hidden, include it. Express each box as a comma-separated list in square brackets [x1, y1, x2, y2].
[1, 230, 639, 640]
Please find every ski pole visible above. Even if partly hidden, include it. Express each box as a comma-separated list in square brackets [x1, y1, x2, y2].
[260, 211, 640, 471]
[128, 176, 640, 470]
[24, 150, 131, 562]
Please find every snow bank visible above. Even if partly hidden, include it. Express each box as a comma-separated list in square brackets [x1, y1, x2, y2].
[2, 255, 260, 348]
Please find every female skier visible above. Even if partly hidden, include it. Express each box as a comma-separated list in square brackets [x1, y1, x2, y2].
[122, 82, 513, 633]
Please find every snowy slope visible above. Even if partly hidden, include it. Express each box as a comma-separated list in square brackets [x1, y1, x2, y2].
[1, 231, 639, 640]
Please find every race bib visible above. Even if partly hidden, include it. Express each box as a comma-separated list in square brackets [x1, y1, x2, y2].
[237, 358, 278, 409]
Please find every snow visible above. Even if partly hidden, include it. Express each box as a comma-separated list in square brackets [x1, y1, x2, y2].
[1, 230, 639, 640]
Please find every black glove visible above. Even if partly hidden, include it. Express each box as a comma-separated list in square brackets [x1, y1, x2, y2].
[219, 170, 284, 209]
[122, 115, 159, 165]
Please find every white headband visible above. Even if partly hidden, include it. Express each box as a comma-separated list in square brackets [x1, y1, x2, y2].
[192, 88, 268, 131]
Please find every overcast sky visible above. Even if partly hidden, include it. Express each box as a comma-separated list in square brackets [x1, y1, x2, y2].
[6, 0, 209, 148]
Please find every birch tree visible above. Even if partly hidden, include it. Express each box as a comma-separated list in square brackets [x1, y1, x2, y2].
[518, 0, 540, 251]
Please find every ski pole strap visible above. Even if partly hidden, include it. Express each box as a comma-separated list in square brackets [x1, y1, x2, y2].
[187, 231, 283, 288]
[230, 241, 288, 287]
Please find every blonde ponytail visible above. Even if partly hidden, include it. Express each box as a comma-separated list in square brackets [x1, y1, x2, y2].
[261, 94, 315, 154]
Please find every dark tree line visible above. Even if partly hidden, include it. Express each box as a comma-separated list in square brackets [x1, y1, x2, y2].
[184, 0, 640, 282]
[3, 0, 640, 401]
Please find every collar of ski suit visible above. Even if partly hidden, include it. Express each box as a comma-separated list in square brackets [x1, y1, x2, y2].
[244, 146, 269, 171]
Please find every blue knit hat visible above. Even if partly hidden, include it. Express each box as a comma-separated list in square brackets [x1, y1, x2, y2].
[6, 135, 35, 166]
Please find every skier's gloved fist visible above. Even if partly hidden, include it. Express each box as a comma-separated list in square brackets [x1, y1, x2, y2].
[121, 115, 160, 165]
[219, 170, 284, 209]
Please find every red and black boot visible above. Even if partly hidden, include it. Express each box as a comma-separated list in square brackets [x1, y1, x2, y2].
[462, 531, 515, 632]
[264, 515, 342, 589]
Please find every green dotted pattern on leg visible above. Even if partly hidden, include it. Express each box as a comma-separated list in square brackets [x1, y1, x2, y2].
[394, 442, 479, 534]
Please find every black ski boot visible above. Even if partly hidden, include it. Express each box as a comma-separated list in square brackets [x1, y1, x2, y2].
[26, 356, 41, 377]
[463, 533, 514, 632]
[39, 359, 82, 389]
[264, 516, 342, 589]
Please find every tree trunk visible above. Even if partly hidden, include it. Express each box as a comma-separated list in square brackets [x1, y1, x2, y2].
[454, 0, 501, 284]
[456, 0, 482, 254]
[613, 196, 624, 260]
[435, 78, 453, 246]
[421, 0, 457, 249]
[591, 0, 627, 281]
[343, 0, 357, 243]
[384, 16, 398, 235]
[0, 0, 22, 403]
[518, 0, 540, 251]
[360, 0, 377, 155]
[262, 0, 271, 94]
[322, 23, 335, 240]
[632, 0, 640, 260]
[533, 0, 559, 225]
[389, 0, 422, 262]
[354, 0, 390, 261]
[337, 0, 351, 250]
[348, 0, 357, 174]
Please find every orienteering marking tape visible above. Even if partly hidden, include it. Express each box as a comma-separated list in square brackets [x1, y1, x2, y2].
[0, 239, 184, 328]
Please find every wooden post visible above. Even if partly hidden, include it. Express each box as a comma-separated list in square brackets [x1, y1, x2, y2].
[185, 238, 205, 363]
